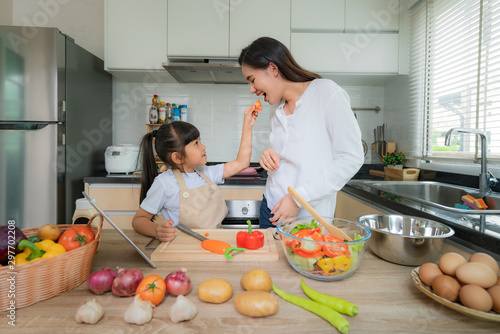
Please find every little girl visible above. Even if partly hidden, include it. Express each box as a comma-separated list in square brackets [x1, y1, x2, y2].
[132, 105, 258, 242]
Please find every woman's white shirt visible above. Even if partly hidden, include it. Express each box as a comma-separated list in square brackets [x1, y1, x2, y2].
[140, 164, 224, 226]
[264, 79, 364, 218]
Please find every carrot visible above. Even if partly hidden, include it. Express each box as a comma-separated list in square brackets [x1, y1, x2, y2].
[254, 99, 262, 111]
[201, 239, 231, 255]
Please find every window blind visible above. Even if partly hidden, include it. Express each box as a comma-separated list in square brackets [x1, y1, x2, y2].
[410, 0, 500, 166]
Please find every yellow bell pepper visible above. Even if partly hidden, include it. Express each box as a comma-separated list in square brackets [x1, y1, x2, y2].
[317, 258, 335, 274]
[332, 256, 351, 271]
[14, 253, 29, 265]
[41, 243, 66, 259]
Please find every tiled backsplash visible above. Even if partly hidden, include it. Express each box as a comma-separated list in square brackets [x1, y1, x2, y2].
[112, 78, 385, 163]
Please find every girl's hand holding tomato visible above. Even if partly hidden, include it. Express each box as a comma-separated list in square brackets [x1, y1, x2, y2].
[57, 225, 95, 251]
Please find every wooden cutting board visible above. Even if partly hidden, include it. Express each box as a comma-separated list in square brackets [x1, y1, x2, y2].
[151, 229, 279, 262]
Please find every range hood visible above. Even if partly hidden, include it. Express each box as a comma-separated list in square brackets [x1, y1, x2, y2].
[162, 59, 247, 84]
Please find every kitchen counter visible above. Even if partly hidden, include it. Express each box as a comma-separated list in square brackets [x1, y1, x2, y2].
[343, 180, 500, 258]
[83, 174, 266, 186]
[2, 229, 499, 333]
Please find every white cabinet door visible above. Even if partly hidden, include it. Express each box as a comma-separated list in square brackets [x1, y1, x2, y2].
[291, 32, 399, 73]
[168, 0, 229, 58]
[230, 0, 290, 58]
[105, 0, 167, 70]
[291, 0, 344, 30]
[345, 0, 400, 31]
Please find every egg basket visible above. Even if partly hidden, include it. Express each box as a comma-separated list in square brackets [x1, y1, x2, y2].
[0, 214, 103, 310]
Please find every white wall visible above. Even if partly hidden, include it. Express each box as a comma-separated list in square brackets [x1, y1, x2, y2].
[113, 79, 385, 163]
[0, 0, 13, 25]
[9, 0, 104, 59]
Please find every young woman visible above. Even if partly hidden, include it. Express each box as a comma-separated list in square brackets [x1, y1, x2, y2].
[132, 105, 258, 241]
[239, 37, 364, 228]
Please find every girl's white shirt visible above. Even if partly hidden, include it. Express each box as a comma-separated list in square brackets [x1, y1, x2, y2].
[140, 164, 224, 226]
[264, 78, 364, 218]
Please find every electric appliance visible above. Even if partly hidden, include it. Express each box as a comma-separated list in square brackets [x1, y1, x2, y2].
[105, 145, 140, 174]
[0, 26, 112, 228]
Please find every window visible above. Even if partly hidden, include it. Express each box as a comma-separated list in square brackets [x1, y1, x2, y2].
[410, 0, 500, 168]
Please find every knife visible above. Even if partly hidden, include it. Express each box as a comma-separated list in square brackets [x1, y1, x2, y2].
[382, 124, 386, 155]
[177, 223, 208, 241]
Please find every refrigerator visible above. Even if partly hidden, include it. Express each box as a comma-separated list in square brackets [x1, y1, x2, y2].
[0, 26, 112, 228]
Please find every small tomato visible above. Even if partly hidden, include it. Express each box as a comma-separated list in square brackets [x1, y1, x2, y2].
[136, 275, 166, 306]
[57, 226, 95, 252]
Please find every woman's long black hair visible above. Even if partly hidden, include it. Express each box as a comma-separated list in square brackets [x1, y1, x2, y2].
[238, 37, 321, 82]
[139, 121, 200, 202]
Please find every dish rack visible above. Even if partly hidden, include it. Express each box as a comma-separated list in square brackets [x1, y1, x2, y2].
[0, 214, 103, 310]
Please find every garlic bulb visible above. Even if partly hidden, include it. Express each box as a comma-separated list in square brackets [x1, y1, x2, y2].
[75, 299, 104, 325]
[124, 295, 154, 325]
[168, 295, 197, 323]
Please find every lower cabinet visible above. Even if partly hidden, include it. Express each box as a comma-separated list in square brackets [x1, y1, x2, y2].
[84, 183, 264, 229]
[335, 191, 383, 222]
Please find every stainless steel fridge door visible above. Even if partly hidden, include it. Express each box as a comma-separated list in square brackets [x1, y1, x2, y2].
[0, 26, 65, 122]
[0, 122, 65, 228]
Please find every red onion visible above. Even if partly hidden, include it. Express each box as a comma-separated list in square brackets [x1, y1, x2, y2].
[112, 267, 144, 297]
[87, 267, 118, 294]
[165, 268, 191, 296]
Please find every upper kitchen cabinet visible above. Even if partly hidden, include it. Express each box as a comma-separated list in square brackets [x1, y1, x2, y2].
[291, 0, 345, 30]
[345, 0, 399, 31]
[229, 0, 290, 58]
[167, 0, 229, 58]
[105, 0, 168, 70]
[168, 0, 290, 59]
[291, 0, 408, 75]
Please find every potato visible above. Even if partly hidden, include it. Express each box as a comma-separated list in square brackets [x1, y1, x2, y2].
[197, 278, 233, 304]
[234, 291, 279, 317]
[240, 269, 272, 292]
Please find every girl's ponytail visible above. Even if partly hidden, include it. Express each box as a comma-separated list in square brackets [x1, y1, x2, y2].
[139, 131, 157, 202]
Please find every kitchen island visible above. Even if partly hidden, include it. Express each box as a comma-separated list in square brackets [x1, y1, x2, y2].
[2, 229, 499, 333]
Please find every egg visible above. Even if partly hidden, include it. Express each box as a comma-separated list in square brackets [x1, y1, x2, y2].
[455, 262, 498, 289]
[487, 285, 500, 313]
[419, 262, 443, 286]
[459, 284, 493, 312]
[468, 252, 499, 275]
[432, 275, 460, 302]
[438, 252, 467, 276]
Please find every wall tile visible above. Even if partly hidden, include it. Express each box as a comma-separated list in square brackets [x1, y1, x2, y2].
[113, 79, 385, 163]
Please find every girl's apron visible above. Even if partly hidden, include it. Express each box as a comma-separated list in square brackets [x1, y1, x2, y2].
[173, 169, 228, 229]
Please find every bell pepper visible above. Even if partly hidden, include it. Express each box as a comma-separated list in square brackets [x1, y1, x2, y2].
[14, 252, 29, 265]
[290, 237, 325, 258]
[317, 258, 335, 274]
[236, 220, 264, 250]
[38, 240, 66, 259]
[17, 239, 43, 261]
[332, 255, 352, 271]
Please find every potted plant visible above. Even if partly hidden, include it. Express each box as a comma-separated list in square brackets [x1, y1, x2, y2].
[382, 151, 406, 169]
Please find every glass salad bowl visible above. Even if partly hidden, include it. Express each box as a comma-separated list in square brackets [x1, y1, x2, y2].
[276, 217, 371, 281]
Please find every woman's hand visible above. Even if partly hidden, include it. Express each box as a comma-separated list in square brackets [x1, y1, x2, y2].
[269, 194, 299, 225]
[259, 148, 280, 171]
[156, 220, 176, 242]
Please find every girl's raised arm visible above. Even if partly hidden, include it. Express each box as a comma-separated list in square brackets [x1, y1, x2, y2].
[222, 104, 258, 179]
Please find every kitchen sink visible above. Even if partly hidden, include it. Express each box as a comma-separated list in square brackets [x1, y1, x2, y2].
[359, 181, 500, 214]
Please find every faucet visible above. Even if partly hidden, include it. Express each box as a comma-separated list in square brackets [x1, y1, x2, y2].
[444, 127, 498, 197]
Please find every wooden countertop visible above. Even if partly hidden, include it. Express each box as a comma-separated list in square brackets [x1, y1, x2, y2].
[2, 230, 499, 333]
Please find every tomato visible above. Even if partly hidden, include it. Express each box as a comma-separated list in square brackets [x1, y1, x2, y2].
[57, 226, 95, 251]
[136, 275, 166, 306]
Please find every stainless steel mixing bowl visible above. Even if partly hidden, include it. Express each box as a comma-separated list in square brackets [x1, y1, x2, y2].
[356, 214, 455, 266]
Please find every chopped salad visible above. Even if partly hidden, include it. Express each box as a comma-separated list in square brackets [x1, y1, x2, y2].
[284, 220, 365, 276]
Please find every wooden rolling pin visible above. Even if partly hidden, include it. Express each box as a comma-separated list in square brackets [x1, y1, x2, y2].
[288, 186, 352, 241]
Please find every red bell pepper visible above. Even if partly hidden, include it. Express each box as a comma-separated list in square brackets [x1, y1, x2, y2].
[236, 220, 264, 250]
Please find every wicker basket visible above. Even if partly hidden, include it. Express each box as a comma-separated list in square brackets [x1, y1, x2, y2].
[0, 214, 103, 310]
